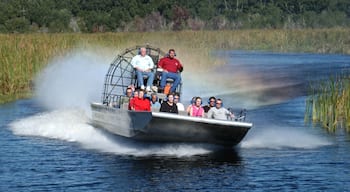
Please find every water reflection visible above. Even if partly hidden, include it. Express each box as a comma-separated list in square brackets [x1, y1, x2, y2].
[130, 148, 242, 166]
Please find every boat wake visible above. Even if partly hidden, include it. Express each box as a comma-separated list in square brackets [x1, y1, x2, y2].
[9, 109, 215, 157]
[9, 108, 331, 156]
[240, 127, 331, 149]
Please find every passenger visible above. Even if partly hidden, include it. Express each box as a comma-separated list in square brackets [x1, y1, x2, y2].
[189, 97, 204, 117]
[120, 87, 133, 109]
[131, 47, 155, 92]
[203, 96, 216, 113]
[158, 49, 184, 93]
[207, 99, 235, 120]
[132, 90, 151, 111]
[186, 96, 196, 115]
[150, 93, 161, 109]
[160, 93, 178, 114]
[128, 90, 139, 110]
[122, 87, 133, 104]
[174, 93, 185, 111]
[126, 87, 133, 97]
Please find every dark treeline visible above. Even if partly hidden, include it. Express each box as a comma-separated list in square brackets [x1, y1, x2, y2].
[1, 0, 349, 33]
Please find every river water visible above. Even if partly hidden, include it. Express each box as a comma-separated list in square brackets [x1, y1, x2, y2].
[1, 51, 350, 191]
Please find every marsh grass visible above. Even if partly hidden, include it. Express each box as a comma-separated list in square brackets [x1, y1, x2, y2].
[306, 75, 350, 132]
[1, 28, 350, 103]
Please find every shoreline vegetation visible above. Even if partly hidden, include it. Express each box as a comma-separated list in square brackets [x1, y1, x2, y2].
[1, 30, 350, 128]
[1, 1, 349, 33]
[305, 75, 350, 133]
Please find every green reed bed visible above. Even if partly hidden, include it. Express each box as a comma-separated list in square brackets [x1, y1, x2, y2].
[0, 34, 73, 103]
[305, 75, 350, 132]
[1, 28, 350, 103]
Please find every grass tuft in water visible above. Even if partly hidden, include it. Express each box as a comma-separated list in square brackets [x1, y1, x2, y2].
[306, 74, 350, 133]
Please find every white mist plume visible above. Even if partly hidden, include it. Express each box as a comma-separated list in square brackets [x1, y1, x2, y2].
[34, 48, 111, 112]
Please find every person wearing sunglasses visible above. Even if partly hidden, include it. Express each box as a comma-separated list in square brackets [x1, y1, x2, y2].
[203, 96, 216, 113]
[207, 99, 234, 120]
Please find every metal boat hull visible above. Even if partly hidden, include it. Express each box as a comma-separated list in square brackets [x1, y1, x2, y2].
[91, 103, 252, 147]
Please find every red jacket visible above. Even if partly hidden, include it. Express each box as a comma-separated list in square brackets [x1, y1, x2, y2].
[158, 57, 183, 73]
[132, 98, 151, 111]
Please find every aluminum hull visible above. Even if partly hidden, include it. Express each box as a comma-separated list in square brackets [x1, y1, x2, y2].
[91, 103, 252, 147]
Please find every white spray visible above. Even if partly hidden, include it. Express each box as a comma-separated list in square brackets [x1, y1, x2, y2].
[34, 48, 109, 114]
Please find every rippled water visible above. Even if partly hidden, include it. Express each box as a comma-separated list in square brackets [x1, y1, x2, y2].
[1, 51, 350, 191]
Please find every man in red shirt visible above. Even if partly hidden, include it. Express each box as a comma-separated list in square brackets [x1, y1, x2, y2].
[131, 90, 151, 111]
[157, 49, 183, 93]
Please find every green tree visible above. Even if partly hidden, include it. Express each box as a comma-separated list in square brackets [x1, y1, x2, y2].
[5, 17, 30, 33]
[27, 0, 55, 28]
[48, 9, 72, 32]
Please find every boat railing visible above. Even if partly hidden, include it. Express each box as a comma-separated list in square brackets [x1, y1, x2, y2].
[105, 94, 130, 109]
[227, 108, 247, 122]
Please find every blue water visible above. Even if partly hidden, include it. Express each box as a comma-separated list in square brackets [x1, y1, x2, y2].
[1, 51, 350, 191]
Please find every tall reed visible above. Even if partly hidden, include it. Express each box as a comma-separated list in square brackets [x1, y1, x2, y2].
[305, 75, 350, 132]
[1, 28, 350, 103]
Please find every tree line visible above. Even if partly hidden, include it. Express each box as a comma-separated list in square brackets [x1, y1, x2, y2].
[0, 0, 349, 33]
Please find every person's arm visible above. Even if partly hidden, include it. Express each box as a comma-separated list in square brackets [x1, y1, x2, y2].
[200, 107, 205, 117]
[159, 102, 165, 112]
[129, 99, 134, 110]
[207, 108, 214, 119]
[157, 58, 163, 69]
[158, 58, 169, 72]
[177, 59, 183, 72]
[189, 106, 193, 116]
[147, 56, 154, 71]
[133, 65, 143, 72]
[146, 100, 151, 111]
[131, 56, 138, 69]
[174, 105, 178, 114]
[134, 67, 144, 72]
[186, 105, 192, 116]
[225, 108, 235, 119]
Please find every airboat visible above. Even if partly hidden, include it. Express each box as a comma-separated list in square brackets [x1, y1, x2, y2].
[90, 45, 252, 147]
